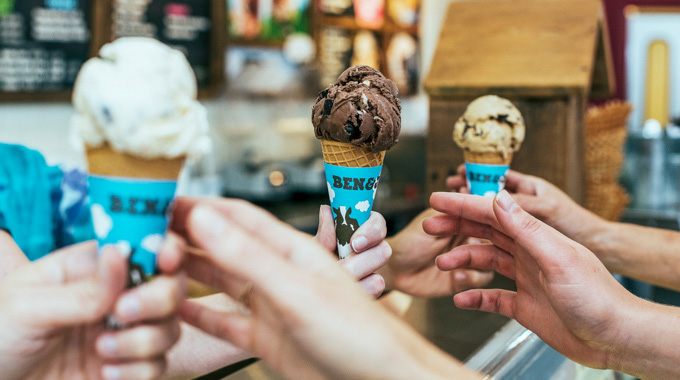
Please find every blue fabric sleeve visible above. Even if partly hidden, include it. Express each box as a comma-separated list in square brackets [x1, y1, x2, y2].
[0, 144, 57, 260]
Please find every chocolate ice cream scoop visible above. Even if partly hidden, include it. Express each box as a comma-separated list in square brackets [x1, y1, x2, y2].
[312, 65, 401, 152]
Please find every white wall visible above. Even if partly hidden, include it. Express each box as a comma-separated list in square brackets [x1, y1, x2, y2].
[0, 103, 82, 166]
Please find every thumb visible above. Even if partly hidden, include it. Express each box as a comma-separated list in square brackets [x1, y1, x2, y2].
[21, 247, 127, 328]
[492, 190, 558, 267]
[314, 205, 337, 252]
[512, 193, 548, 218]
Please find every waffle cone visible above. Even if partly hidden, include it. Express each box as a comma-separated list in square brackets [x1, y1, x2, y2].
[321, 140, 385, 168]
[464, 151, 512, 165]
[86, 144, 184, 180]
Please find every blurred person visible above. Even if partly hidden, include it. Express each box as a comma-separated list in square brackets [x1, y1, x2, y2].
[426, 190, 680, 379]
[167, 197, 484, 380]
[0, 240, 186, 380]
[448, 166, 680, 292]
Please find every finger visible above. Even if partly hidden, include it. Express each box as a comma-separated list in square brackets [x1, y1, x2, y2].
[503, 170, 538, 195]
[179, 300, 252, 352]
[188, 203, 339, 285]
[437, 244, 516, 280]
[358, 273, 386, 299]
[430, 192, 502, 231]
[453, 289, 516, 318]
[446, 164, 469, 194]
[512, 193, 556, 221]
[465, 237, 488, 245]
[102, 359, 167, 380]
[313, 205, 337, 252]
[423, 214, 514, 253]
[185, 198, 323, 262]
[445, 176, 466, 192]
[184, 254, 245, 297]
[493, 191, 567, 268]
[0, 231, 29, 280]
[342, 241, 391, 280]
[169, 196, 203, 240]
[452, 269, 495, 292]
[350, 211, 387, 253]
[14, 241, 99, 285]
[457, 163, 466, 177]
[18, 247, 126, 328]
[97, 318, 181, 360]
[113, 273, 187, 324]
[156, 232, 186, 274]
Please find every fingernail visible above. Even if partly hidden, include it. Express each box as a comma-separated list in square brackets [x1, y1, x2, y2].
[97, 335, 117, 356]
[495, 190, 518, 212]
[117, 295, 141, 320]
[351, 236, 368, 252]
[455, 271, 467, 282]
[192, 206, 227, 239]
[102, 366, 121, 380]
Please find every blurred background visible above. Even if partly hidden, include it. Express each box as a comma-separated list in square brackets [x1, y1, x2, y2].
[1, 0, 680, 378]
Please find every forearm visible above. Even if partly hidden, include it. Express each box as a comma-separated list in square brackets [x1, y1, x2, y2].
[591, 222, 680, 291]
[611, 299, 680, 379]
[405, 330, 482, 380]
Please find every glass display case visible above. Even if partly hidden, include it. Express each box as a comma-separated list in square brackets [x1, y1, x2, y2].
[465, 321, 632, 380]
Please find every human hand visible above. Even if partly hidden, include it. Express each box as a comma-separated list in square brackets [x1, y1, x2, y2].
[424, 191, 638, 369]
[381, 208, 494, 297]
[447, 165, 607, 248]
[159, 200, 391, 379]
[0, 240, 186, 380]
[0, 230, 29, 280]
[172, 198, 480, 380]
[315, 205, 391, 297]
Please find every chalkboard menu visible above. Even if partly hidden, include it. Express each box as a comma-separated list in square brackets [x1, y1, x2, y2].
[0, 0, 224, 101]
[102, 0, 225, 97]
[0, 0, 94, 100]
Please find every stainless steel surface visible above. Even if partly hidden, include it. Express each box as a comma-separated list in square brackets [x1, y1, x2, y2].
[465, 321, 619, 380]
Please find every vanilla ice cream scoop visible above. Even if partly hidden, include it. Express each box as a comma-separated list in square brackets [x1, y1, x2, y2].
[453, 95, 525, 159]
[71, 37, 211, 160]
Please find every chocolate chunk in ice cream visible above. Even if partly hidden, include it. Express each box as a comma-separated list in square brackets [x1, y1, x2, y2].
[312, 65, 401, 152]
[453, 95, 525, 159]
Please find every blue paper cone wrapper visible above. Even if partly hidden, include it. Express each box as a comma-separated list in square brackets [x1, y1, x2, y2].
[465, 162, 509, 197]
[88, 175, 177, 287]
[324, 163, 383, 259]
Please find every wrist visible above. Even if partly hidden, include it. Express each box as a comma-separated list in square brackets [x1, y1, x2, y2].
[391, 344, 474, 380]
[585, 220, 622, 272]
[575, 211, 613, 257]
[606, 297, 680, 378]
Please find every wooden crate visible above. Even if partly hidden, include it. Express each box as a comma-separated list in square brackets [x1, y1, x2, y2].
[424, 0, 614, 204]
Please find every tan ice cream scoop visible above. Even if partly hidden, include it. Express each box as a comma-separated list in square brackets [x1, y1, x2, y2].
[453, 95, 525, 161]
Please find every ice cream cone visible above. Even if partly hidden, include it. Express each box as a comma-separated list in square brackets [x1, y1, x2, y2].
[86, 143, 185, 289]
[86, 144, 185, 180]
[464, 151, 512, 166]
[321, 140, 385, 168]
